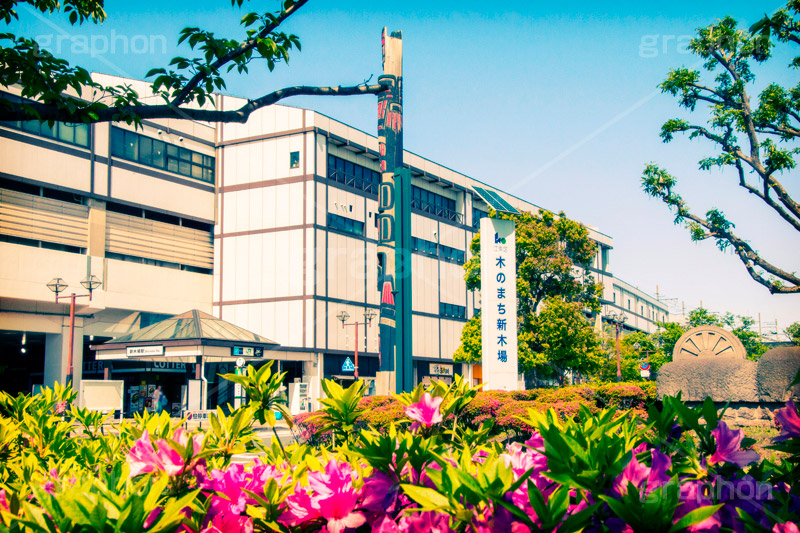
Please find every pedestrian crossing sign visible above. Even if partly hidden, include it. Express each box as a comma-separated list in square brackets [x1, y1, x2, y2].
[342, 357, 355, 372]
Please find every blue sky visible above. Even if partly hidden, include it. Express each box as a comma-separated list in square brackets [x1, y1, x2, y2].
[10, 0, 800, 335]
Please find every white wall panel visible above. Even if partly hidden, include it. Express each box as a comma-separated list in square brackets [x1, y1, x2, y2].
[110, 166, 213, 221]
[0, 134, 92, 192]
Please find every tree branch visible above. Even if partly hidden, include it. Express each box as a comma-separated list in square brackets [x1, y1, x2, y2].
[169, 0, 311, 108]
[0, 82, 389, 123]
[681, 204, 800, 293]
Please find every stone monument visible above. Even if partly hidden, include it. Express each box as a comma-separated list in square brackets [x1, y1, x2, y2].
[657, 325, 800, 421]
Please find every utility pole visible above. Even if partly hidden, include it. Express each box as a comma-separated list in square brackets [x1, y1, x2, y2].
[376, 28, 413, 393]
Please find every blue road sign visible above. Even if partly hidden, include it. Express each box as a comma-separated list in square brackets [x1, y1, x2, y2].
[342, 357, 355, 372]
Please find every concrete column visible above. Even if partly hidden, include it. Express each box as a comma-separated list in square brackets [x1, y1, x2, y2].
[43, 318, 83, 390]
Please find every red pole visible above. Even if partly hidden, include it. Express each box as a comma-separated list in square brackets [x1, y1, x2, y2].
[615, 324, 622, 382]
[354, 321, 359, 379]
[67, 293, 76, 384]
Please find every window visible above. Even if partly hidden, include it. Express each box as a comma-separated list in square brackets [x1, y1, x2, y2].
[627, 299, 631, 310]
[472, 207, 488, 229]
[439, 302, 466, 319]
[0, 93, 91, 148]
[327, 154, 380, 194]
[110, 127, 214, 184]
[2, 117, 90, 148]
[290, 151, 300, 169]
[411, 237, 465, 265]
[411, 185, 462, 223]
[327, 213, 364, 236]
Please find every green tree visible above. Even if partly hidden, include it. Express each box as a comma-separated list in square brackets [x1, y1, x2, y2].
[0, 0, 386, 125]
[454, 209, 602, 382]
[641, 1, 800, 294]
[786, 321, 800, 345]
[597, 330, 652, 382]
[528, 296, 604, 382]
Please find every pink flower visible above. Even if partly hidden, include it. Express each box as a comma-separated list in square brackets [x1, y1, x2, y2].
[54, 401, 67, 414]
[675, 480, 722, 532]
[0, 489, 9, 512]
[406, 392, 444, 431]
[373, 515, 401, 533]
[127, 430, 193, 478]
[773, 523, 800, 533]
[279, 459, 362, 532]
[709, 422, 760, 467]
[144, 508, 162, 530]
[200, 511, 254, 533]
[398, 511, 454, 533]
[773, 401, 800, 443]
[317, 490, 366, 533]
[613, 449, 671, 496]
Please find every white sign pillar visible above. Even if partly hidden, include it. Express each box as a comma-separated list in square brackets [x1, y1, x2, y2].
[480, 218, 518, 391]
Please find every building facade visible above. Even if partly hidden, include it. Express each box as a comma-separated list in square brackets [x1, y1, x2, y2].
[0, 75, 668, 408]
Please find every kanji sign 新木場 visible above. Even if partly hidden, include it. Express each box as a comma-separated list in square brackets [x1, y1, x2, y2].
[480, 217, 518, 391]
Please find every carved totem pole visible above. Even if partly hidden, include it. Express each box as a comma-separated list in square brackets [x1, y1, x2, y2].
[376, 28, 413, 393]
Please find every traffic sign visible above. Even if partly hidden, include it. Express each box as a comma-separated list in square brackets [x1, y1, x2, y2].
[342, 357, 355, 372]
[640, 362, 651, 371]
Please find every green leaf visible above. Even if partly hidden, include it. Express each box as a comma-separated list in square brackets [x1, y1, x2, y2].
[400, 484, 450, 509]
[669, 505, 724, 532]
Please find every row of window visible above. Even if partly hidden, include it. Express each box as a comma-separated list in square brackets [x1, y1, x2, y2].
[612, 293, 667, 322]
[106, 201, 213, 232]
[411, 185, 463, 223]
[327, 155, 381, 194]
[110, 127, 215, 184]
[439, 302, 466, 319]
[411, 236, 466, 265]
[327, 212, 365, 236]
[2, 118, 90, 148]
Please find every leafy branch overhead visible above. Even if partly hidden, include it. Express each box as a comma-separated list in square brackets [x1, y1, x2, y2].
[0, 0, 388, 125]
[642, 1, 800, 294]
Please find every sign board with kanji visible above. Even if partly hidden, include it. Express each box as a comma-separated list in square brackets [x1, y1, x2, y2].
[480, 217, 518, 391]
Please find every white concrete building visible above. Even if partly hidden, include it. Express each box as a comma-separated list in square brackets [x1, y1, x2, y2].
[0, 75, 668, 410]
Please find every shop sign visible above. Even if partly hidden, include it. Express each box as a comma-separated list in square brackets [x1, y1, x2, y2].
[430, 363, 453, 376]
[127, 345, 164, 357]
[232, 346, 263, 357]
[480, 218, 518, 391]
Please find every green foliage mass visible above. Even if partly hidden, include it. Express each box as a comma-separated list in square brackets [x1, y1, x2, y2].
[456, 210, 603, 381]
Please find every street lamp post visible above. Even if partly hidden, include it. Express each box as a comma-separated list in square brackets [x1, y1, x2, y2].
[337, 309, 377, 379]
[607, 312, 628, 382]
[46, 275, 102, 384]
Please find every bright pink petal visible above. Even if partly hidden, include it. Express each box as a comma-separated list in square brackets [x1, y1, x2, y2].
[156, 440, 185, 476]
[127, 430, 162, 477]
[773, 522, 800, 533]
[774, 401, 800, 443]
[406, 392, 444, 428]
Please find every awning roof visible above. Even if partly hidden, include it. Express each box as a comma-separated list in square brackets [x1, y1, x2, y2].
[94, 309, 279, 350]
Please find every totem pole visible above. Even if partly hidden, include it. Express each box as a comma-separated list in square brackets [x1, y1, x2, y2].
[376, 28, 413, 393]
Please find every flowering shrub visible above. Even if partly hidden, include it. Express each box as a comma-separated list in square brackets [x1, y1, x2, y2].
[0, 368, 797, 532]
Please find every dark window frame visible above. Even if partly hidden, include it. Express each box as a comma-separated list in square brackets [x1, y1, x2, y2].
[110, 127, 214, 184]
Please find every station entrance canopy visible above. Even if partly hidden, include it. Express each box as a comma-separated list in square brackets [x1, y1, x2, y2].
[91, 310, 303, 363]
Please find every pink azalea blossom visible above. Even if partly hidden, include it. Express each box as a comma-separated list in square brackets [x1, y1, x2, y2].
[774, 401, 800, 443]
[372, 515, 401, 533]
[317, 490, 366, 533]
[398, 511, 454, 533]
[127, 430, 195, 478]
[709, 422, 760, 467]
[613, 449, 672, 496]
[200, 511, 254, 533]
[0, 489, 9, 512]
[675, 480, 722, 533]
[773, 523, 800, 533]
[279, 459, 363, 533]
[406, 392, 444, 430]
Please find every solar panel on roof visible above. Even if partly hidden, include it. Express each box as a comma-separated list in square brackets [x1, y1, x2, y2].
[472, 186, 520, 215]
